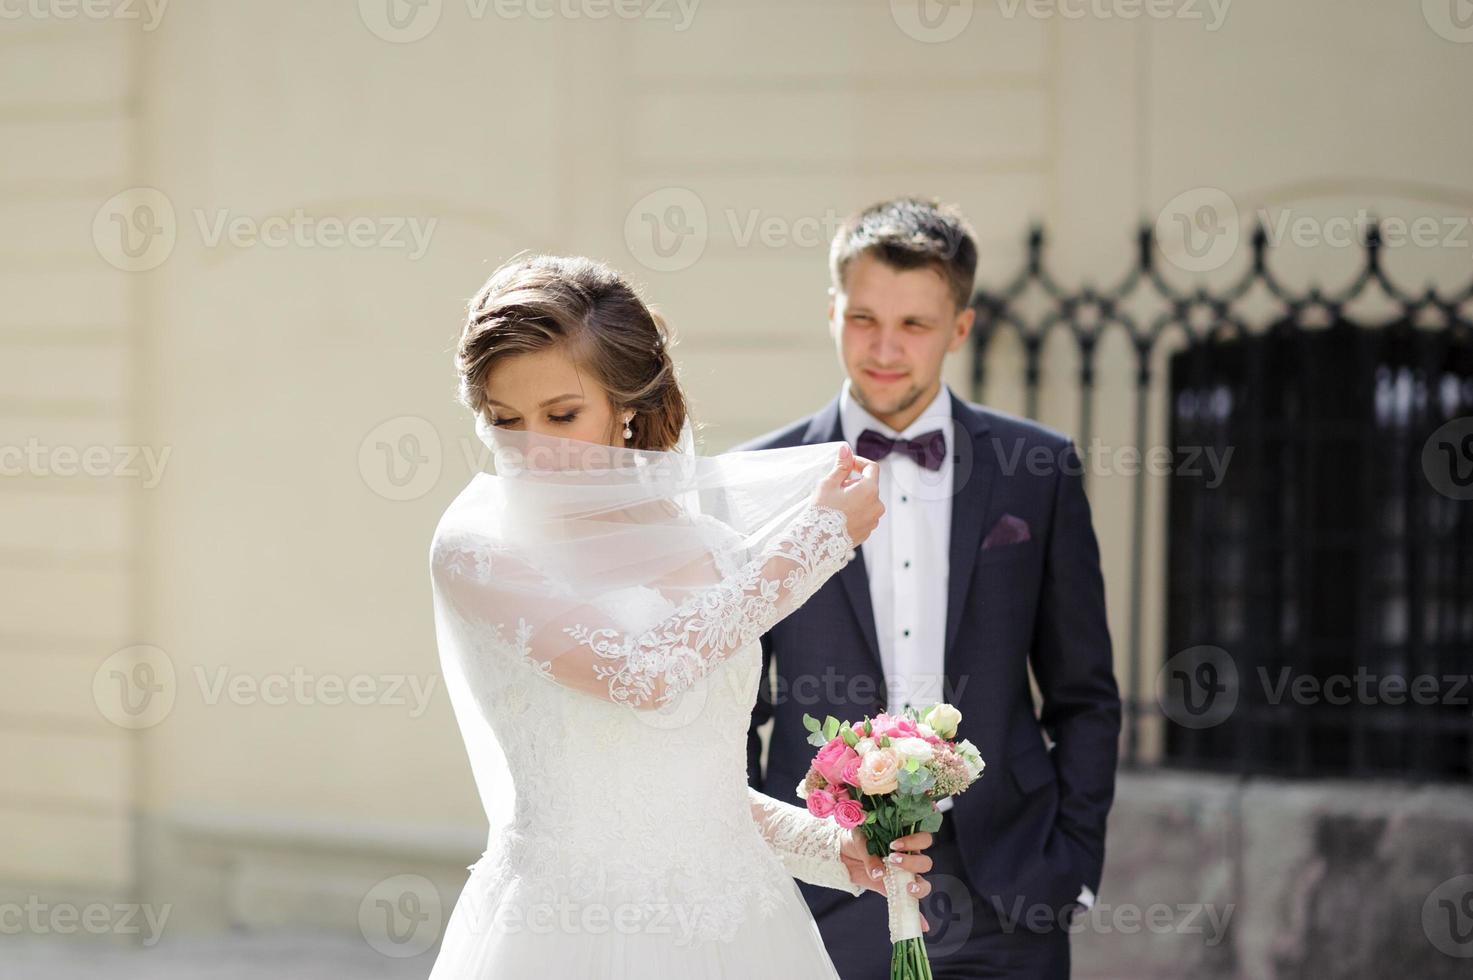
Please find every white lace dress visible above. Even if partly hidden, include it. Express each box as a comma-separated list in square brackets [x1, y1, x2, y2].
[427, 501, 864, 978]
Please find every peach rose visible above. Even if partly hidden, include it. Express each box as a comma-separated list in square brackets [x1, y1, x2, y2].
[857, 747, 900, 795]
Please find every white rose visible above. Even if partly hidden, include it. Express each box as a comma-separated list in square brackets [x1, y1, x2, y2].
[916, 722, 937, 739]
[796, 776, 810, 800]
[853, 737, 877, 757]
[891, 736, 934, 764]
[923, 703, 962, 739]
[955, 738, 986, 780]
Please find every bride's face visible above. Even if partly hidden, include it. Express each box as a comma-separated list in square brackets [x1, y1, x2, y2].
[483, 346, 625, 447]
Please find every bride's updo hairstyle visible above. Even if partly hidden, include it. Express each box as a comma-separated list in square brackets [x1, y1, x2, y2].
[456, 254, 690, 452]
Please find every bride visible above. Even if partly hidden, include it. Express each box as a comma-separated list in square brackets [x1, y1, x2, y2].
[426, 254, 935, 977]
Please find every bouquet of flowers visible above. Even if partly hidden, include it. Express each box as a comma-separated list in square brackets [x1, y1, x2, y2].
[798, 703, 985, 980]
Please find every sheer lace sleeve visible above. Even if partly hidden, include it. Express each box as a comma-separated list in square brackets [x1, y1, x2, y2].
[431, 500, 854, 711]
[748, 787, 865, 895]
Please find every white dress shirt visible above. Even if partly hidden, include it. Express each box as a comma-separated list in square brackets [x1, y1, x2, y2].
[838, 377, 954, 719]
[839, 380, 955, 817]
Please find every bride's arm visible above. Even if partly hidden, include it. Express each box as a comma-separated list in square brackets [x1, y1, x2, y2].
[431, 500, 854, 710]
[747, 787, 865, 895]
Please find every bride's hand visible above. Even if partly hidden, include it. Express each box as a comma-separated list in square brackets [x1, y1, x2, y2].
[842, 452, 877, 482]
[838, 829, 934, 932]
[815, 444, 884, 547]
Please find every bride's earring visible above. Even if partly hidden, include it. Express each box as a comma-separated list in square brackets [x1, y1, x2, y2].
[623, 414, 634, 440]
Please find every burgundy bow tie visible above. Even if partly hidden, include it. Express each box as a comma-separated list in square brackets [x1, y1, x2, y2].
[855, 427, 947, 471]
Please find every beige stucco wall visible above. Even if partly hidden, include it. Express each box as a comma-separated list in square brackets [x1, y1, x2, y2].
[3, 0, 1469, 924]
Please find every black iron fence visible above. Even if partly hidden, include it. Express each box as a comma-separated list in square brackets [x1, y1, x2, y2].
[967, 225, 1473, 780]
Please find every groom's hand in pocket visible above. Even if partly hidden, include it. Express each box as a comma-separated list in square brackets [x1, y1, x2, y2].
[839, 830, 935, 932]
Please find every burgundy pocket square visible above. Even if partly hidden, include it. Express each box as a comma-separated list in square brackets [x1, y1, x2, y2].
[981, 513, 1031, 549]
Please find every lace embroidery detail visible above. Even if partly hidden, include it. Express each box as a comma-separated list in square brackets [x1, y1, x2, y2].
[429, 496, 862, 946]
[749, 787, 865, 897]
[561, 502, 853, 708]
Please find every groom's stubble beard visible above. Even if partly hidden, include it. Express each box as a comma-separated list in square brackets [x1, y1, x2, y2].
[850, 375, 936, 427]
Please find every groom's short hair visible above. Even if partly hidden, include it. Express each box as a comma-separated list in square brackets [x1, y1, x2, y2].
[829, 197, 978, 311]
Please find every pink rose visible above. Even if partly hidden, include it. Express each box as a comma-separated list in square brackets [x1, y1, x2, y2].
[814, 737, 860, 786]
[806, 788, 837, 818]
[832, 798, 865, 829]
[871, 713, 919, 739]
[840, 756, 862, 788]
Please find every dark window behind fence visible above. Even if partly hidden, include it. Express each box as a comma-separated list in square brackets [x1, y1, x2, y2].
[968, 226, 1473, 781]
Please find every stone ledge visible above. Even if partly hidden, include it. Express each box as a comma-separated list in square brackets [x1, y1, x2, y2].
[1077, 770, 1473, 980]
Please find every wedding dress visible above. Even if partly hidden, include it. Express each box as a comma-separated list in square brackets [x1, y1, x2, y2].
[426, 422, 866, 978]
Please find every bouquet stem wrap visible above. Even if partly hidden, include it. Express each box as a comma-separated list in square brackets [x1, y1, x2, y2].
[882, 861, 932, 979]
[881, 865, 924, 943]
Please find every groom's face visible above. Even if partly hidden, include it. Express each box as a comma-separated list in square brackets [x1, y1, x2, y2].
[829, 253, 974, 425]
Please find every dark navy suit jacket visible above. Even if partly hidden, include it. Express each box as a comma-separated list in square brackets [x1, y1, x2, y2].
[732, 385, 1121, 930]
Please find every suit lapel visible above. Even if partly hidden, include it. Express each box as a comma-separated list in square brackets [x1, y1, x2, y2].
[802, 394, 886, 690]
[942, 393, 996, 674]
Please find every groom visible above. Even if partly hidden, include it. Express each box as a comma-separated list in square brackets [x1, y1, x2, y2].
[734, 198, 1120, 979]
